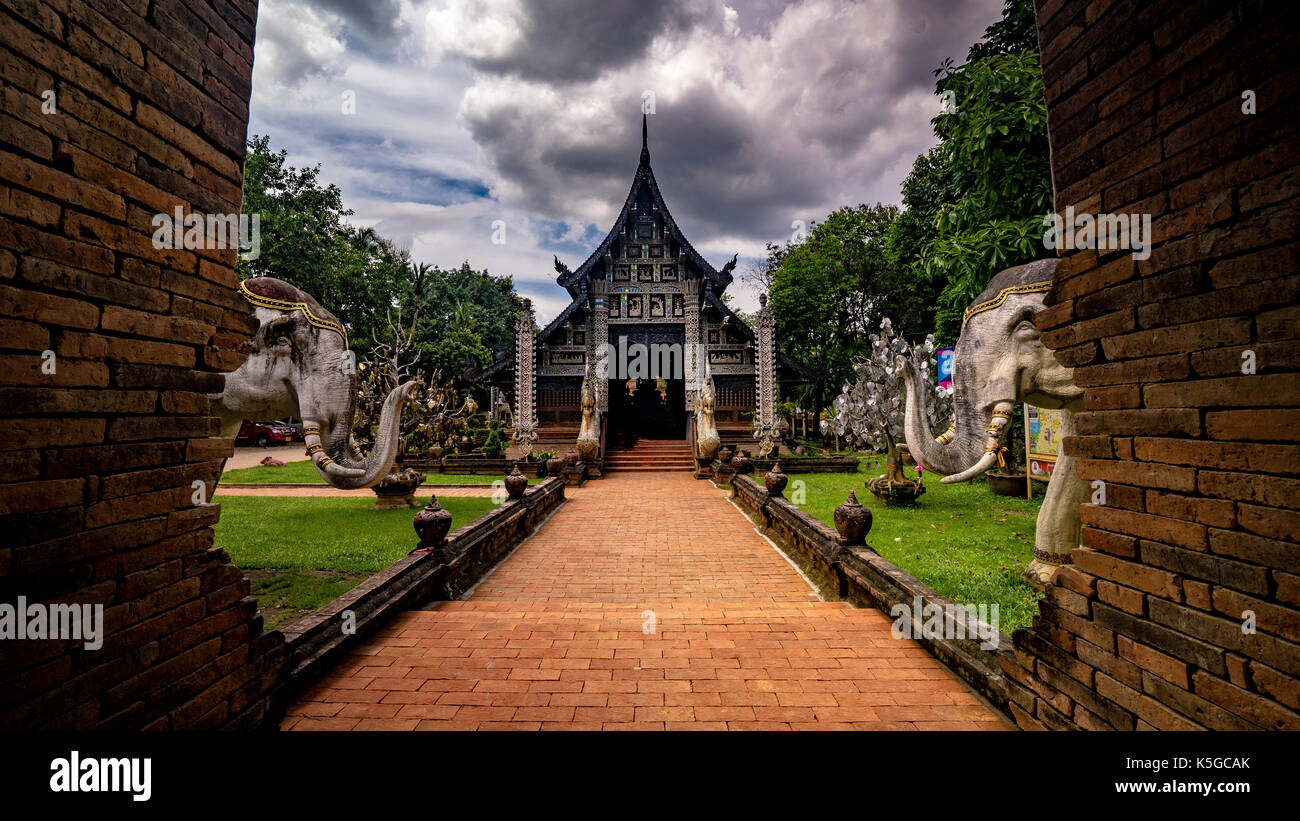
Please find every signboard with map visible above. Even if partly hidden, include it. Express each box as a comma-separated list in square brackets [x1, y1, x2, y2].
[1025, 405, 1064, 498]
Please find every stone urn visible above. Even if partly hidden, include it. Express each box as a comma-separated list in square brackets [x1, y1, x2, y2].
[732, 451, 752, 475]
[764, 463, 788, 497]
[412, 495, 452, 551]
[505, 463, 528, 499]
[545, 454, 564, 477]
[371, 468, 425, 510]
[564, 448, 579, 466]
[833, 491, 873, 545]
[717, 447, 733, 465]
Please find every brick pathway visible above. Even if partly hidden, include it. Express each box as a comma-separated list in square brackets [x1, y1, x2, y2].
[283, 472, 1011, 730]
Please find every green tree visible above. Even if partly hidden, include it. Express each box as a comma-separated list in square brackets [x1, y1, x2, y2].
[238, 135, 406, 352]
[766, 203, 899, 416]
[884, 0, 1052, 343]
[239, 137, 523, 378]
[925, 49, 1052, 340]
[403, 261, 521, 385]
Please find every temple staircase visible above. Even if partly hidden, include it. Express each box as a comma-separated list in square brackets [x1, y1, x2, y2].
[603, 438, 694, 472]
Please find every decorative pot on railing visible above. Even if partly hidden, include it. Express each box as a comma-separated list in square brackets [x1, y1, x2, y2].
[564, 448, 579, 466]
[505, 463, 528, 499]
[731, 451, 751, 474]
[764, 463, 788, 497]
[717, 447, 733, 464]
[412, 495, 452, 551]
[833, 491, 872, 545]
[545, 455, 564, 476]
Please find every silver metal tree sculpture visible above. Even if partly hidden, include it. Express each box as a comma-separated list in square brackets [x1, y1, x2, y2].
[352, 305, 477, 468]
[830, 318, 952, 500]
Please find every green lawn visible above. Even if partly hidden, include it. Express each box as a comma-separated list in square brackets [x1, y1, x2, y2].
[787, 455, 1044, 631]
[221, 459, 540, 485]
[213, 494, 498, 628]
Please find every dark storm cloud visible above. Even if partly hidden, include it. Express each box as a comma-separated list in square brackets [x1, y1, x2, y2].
[461, 0, 1004, 251]
[465, 0, 707, 83]
[308, 0, 408, 46]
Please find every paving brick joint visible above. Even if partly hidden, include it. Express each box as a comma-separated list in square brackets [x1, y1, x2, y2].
[285, 471, 1011, 731]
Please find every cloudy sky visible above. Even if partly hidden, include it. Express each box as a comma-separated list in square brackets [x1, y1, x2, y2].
[247, 0, 1003, 322]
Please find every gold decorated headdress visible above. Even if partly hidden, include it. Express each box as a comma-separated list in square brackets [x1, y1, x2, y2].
[962, 280, 1052, 327]
[238, 279, 348, 344]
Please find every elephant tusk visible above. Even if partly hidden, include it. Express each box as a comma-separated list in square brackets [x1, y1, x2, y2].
[940, 403, 1013, 484]
[941, 450, 999, 484]
[303, 423, 365, 479]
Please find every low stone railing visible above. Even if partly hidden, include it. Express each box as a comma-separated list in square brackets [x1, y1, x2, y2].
[698, 454, 860, 477]
[402, 456, 547, 476]
[729, 474, 1014, 715]
[274, 476, 567, 703]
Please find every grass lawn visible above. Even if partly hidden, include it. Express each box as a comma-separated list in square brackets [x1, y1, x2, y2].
[788, 455, 1044, 631]
[221, 459, 541, 485]
[213, 494, 498, 628]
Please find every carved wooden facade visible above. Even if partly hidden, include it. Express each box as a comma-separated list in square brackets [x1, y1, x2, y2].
[478, 115, 808, 438]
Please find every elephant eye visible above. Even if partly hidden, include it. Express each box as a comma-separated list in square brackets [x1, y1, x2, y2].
[1010, 308, 1038, 336]
[262, 317, 298, 349]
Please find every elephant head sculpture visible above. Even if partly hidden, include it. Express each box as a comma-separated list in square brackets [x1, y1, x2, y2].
[213, 277, 418, 489]
[899, 258, 1086, 587]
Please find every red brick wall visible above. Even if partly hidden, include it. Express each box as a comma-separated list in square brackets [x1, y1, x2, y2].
[0, 0, 286, 729]
[1002, 0, 1300, 729]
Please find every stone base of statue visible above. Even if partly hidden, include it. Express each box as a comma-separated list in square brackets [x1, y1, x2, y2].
[866, 475, 926, 506]
[586, 461, 604, 480]
[371, 469, 425, 509]
[564, 462, 588, 487]
[694, 458, 713, 480]
[1025, 549, 1072, 591]
[865, 450, 925, 506]
[710, 461, 736, 489]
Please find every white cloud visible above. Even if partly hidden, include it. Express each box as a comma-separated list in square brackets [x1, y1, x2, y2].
[250, 0, 1003, 320]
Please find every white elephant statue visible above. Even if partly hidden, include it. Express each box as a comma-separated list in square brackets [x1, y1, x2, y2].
[899, 258, 1086, 588]
[213, 277, 418, 489]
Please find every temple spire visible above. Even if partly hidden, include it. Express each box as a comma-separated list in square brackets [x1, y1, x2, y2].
[639, 111, 651, 167]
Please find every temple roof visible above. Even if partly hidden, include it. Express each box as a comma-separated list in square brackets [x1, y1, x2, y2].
[466, 114, 811, 385]
[555, 113, 734, 300]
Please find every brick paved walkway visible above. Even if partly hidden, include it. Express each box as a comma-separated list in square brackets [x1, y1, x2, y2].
[283, 472, 1011, 730]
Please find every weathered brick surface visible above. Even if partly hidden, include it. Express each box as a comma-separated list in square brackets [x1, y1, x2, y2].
[0, 1, 284, 731]
[1007, 0, 1300, 730]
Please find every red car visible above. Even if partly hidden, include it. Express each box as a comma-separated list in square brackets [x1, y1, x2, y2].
[235, 421, 296, 447]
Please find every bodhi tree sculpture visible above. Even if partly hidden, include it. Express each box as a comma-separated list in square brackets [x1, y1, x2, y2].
[353, 305, 476, 508]
[830, 317, 952, 505]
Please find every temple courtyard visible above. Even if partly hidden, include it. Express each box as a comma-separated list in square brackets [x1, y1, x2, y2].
[282, 472, 1011, 731]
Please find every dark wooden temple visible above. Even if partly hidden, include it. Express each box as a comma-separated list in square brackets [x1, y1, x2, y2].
[473, 115, 809, 464]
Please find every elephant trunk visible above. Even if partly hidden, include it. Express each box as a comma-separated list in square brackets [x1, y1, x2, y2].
[306, 381, 416, 489]
[898, 355, 978, 476]
[939, 400, 1014, 484]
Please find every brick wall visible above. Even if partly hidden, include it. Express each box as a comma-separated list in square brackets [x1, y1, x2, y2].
[0, 0, 285, 729]
[1001, 0, 1300, 729]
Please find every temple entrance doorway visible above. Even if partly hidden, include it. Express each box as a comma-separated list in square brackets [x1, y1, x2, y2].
[608, 376, 686, 444]
[605, 323, 687, 445]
